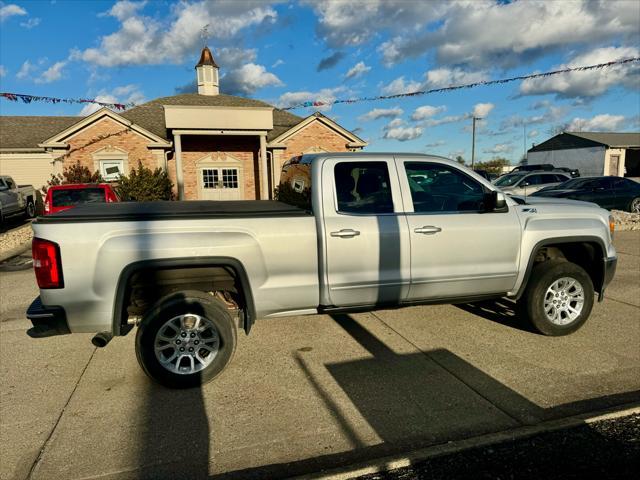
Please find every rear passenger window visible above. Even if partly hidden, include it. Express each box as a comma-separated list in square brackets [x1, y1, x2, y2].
[334, 162, 394, 214]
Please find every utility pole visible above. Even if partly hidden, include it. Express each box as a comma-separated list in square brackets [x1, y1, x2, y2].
[471, 116, 480, 169]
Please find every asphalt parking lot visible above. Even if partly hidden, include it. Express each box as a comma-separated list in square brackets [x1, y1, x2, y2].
[1, 232, 639, 480]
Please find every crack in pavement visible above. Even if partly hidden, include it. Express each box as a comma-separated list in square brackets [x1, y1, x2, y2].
[26, 346, 98, 480]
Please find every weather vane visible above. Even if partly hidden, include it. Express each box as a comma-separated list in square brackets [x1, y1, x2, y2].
[200, 24, 210, 47]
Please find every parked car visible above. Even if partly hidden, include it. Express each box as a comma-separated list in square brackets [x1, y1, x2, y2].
[0, 175, 36, 223]
[532, 176, 640, 212]
[44, 183, 119, 215]
[473, 169, 499, 181]
[27, 153, 617, 388]
[493, 171, 571, 196]
[511, 164, 580, 178]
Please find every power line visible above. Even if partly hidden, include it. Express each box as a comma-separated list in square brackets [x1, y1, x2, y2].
[282, 57, 640, 110]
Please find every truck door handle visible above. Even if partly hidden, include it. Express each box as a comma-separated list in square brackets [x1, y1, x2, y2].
[414, 226, 442, 235]
[330, 229, 360, 238]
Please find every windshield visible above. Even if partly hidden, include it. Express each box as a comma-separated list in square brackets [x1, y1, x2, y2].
[494, 173, 526, 187]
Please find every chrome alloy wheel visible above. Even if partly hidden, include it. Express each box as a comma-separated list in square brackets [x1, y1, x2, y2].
[154, 314, 220, 375]
[543, 277, 585, 326]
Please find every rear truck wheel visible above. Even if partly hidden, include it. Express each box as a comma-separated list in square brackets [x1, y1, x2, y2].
[25, 199, 36, 218]
[135, 290, 237, 389]
[522, 259, 594, 336]
[630, 197, 640, 214]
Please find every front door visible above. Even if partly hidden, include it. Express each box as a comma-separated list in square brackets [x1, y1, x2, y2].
[396, 158, 521, 300]
[200, 167, 242, 200]
[321, 157, 411, 307]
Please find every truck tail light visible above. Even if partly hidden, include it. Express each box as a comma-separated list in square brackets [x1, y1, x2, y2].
[44, 200, 50, 214]
[32, 238, 64, 289]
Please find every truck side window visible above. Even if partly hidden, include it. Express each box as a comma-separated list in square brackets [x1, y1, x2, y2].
[404, 162, 485, 213]
[334, 162, 394, 214]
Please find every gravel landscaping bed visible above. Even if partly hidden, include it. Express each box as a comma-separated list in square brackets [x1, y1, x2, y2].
[612, 210, 640, 231]
[0, 223, 33, 260]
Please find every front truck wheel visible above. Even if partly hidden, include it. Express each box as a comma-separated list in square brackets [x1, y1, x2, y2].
[135, 291, 237, 388]
[522, 259, 594, 336]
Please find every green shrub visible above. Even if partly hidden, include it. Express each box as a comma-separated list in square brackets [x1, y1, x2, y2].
[42, 161, 103, 195]
[116, 162, 174, 201]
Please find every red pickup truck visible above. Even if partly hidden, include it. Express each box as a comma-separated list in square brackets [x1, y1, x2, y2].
[44, 183, 119, 215]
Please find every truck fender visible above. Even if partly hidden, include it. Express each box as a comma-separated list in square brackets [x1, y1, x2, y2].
[514, 235, 607, 300]
[112, 257, 257, 336]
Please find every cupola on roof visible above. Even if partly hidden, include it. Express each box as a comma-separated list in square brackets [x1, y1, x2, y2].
[196, 46, 218, 68]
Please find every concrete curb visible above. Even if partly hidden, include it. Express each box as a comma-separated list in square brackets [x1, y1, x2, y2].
[293, 403, 640, 480]
[0, 241, 31, 263]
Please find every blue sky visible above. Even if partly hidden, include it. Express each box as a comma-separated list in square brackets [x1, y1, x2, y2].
[1, 0, 639, 164]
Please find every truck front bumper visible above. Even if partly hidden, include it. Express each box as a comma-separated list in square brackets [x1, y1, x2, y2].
[26, 296, 70, 338]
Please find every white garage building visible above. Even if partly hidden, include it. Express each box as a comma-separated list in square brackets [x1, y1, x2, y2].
[527, 132, 640, 178]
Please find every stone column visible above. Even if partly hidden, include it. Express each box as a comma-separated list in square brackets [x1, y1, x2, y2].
[174, 133, 184, 200]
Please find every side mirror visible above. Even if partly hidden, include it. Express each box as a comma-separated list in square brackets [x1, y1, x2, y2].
[484, 191, 507, 212]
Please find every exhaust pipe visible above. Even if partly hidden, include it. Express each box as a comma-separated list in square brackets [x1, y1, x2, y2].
[92, 331, 113, 348]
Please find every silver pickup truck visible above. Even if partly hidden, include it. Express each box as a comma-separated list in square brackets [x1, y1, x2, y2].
[0, 175, 36, 222]
[27, 153, 617, 388]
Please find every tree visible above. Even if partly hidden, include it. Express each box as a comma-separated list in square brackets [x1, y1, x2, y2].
[455, 155, 465, 165]
[42, 161, 103, 194]
[473, 157, 511, 175]
[116, 162, 174, 201]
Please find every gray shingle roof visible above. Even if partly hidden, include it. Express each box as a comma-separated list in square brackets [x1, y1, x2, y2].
[0, 94, 305, 150]
[567, 132, 640, 148]
[0, 116, 80, 149]
[121, 93, 303, 141]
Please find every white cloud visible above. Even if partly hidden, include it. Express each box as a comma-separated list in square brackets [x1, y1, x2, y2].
[80, 0, 277, 66]
[380, 76, 421, 95]
[566, 114, 626, 132]
[528, 129, 539, 139]
[79, 84, 145, 116]
[35, 61, 66, 84]
[272, 59, 284, 68]
[0, 3, 26, 22]
[306, 0, 446, 48]
[345, 61, 371, 79]
[424, 67, 489, 89]
[411, 105, 446, 121]
[383, 124, 423, 142]
[377, 0, 640, 67]
[20, 17, 40, 29]
[519, 46, 640, 98]
[358, 107, 403, 122]
[473, 103, 494, 118]
[484, 143, 514, 155]
[222, 63, 283, 95]
[386, 118, 404, 129]
[277, 87, 346, 111]
[0, 65, 6, 77]
[420, 114, 467, 128]
[425, 140, 445, 148]
[15, 60, 35, 79]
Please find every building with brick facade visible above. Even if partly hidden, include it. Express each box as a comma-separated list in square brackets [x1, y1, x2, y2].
[0, 47, 366, 199]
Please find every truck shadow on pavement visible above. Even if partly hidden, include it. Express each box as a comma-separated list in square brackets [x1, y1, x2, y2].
[135, 313, 639, 480]
[456, 298, 538, 334]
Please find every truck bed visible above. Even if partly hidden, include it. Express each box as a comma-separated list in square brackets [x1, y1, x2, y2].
[35, 200, 311, 223]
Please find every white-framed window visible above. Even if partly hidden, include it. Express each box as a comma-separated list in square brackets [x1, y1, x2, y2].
[100, 160, 124, 181]
[202, 168, 239, 189]
[202, 169, 219, 188]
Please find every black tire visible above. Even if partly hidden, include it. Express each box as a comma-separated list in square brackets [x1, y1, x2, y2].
[629, 197, 640, 214]
[25, 200, 36, 218]
[135, 290, 237, 389]
[521, 259, 594, 336]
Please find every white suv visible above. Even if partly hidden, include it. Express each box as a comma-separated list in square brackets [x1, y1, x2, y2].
[494, 171, 571, 196]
